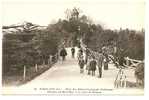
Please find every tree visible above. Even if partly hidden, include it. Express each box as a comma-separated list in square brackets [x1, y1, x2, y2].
[2, 33, 37, 75]
[2, 22, 61, 76]
[135, 62, 144, 86]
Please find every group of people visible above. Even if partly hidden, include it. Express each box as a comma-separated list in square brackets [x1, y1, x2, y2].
[59, 46, 109, 78]
[59, 46, 76, 61]
[77, 47, 108, 78]
[59, 44, 130, 88]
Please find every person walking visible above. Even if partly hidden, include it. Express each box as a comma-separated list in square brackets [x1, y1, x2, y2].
[77, 48, 83, 60]
[78, 57, 85, 73]
[103, 53, 109, 70]
[77, 51, 85, 73]
[60, 47, 67, 61]
[71, 47, 75, 58]
[85, 47, 89, 64]
[90, 56, 97, 76]
[97, 53, 104, 78]
[86, 55, 92, 75]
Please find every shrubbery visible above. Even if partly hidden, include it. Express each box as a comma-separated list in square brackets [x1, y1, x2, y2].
[135, 62, 144, 86]
[2, 8, 144, 85]
[83, 28, 144, 60]
[2, 30, 60, 76]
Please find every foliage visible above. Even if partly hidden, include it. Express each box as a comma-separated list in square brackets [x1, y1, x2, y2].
[135, 62, 144, 86]
[2, 7, 144, 77]
[3, 29, 60, 75]
[3, 33, 36, 74]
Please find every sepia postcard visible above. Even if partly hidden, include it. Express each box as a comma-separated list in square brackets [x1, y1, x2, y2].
[1, 0, 145, 95]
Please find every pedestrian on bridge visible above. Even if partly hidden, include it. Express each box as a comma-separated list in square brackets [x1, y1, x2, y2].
[60, 47, 67, 61]
[77, 48, 83, 60]
[78, 54, 85, 73]
[103, 53, 109, 70]
[86, 55, 92, 75]
[97, 53, 104, 78]
[71, 47, 75, 58]
[85, 47, 90, 64]
[90, 56, 97, 76]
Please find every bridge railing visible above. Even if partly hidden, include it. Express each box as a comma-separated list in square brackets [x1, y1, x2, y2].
[22, 52, 59, 82]
[124, 57, 143, 68]
[79, 39, 144, 88]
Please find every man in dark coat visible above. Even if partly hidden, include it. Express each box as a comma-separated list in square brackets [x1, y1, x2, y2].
[71, 47, 75, 58]
[77, 48, 83, 60]
[60, 47, 67, 61]
[118, 48, 125, 68]
[79, 58, 85, 73]
[90, 56, 97, 76]
[97, 53, 104, 78]
[103, 53, 109, 70]
[85, 47, 90, 64]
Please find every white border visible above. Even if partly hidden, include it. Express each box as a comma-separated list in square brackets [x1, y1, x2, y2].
[0, 0, 148, 99]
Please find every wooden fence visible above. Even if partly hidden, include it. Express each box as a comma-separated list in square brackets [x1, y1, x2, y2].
[22, 53, 59, 81]
[79, 38, 144, 88]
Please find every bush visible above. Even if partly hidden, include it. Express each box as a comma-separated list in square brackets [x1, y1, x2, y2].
[135, 62, 144, 86]
[2, 30, 60, 76]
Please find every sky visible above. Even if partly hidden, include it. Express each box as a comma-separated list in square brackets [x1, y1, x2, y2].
[1, 0, 145, 30]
